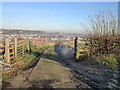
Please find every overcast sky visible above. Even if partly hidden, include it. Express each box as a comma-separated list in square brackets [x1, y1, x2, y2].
[1, 2, 118, 33]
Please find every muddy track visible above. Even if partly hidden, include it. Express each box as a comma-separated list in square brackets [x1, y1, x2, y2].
[60, 59, 98, 89]
[60, 59, 99, 89]
[19, 48, 51, 88]
[53, 56, 94, 89]
[27, 47, 90, 88]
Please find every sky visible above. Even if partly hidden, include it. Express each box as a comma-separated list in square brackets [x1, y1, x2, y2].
[1, 2, 118, 33]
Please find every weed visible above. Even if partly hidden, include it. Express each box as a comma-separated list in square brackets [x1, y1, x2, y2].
[93, 54, 119, 68]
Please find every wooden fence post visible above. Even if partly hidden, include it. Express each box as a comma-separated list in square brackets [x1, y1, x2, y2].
[74, 37, 78, 60]
[4, 38, 10, 63]
[27, 40, 31, 53]
[22, 41, 24, 55]
[14, 37, 17, 60]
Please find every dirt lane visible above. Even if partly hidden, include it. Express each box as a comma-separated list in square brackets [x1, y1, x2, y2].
[26, 47, 89, 88]
[3, 44, 118, 89]
[3, 47, 89, 88]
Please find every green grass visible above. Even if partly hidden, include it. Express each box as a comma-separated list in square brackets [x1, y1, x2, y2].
[23, 45, 50, 64]
[38, 46, 49, 52]
[115, 55, 120, 64]
[0, 41, 5, 43]
[48, 48, 55, 53]
[91, 54, 119, 68]
[24, 54, 36, 64]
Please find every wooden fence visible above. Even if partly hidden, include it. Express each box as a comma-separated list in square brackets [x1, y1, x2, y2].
[0, 38, 55, 64]
[74, 37, 90, 60]
[0, 38, 30, 64]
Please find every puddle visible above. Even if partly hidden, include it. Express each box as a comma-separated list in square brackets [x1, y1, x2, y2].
[55, 44, 74, 59]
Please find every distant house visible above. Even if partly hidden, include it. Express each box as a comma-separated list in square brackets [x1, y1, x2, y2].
[0, 29, 5, 40]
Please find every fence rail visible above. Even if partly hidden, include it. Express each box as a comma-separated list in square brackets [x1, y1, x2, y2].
[74, 37, 90, 60]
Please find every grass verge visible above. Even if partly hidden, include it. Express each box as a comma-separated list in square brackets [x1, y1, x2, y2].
[89, 54, 119, 68]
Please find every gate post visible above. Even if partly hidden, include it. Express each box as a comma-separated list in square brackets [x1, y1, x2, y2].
[27, 39, 31, 53]
[74, 37, 79, 61]
[22, 41, 24, 56]
[14, 37, 17, 60]
[4, 38, 10, 63]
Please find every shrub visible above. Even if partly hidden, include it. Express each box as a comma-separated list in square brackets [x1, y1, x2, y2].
[115, 55, 120, 64]
[84, 11, 118, 55]
[97, 54, 118, 68]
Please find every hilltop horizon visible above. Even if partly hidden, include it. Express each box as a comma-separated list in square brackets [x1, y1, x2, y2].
[1, 28, 85, 34]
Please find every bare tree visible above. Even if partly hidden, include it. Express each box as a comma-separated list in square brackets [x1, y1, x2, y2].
[84, 11, 119, 55]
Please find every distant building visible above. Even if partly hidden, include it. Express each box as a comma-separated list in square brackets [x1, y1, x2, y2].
[0, 29, 5, 40]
